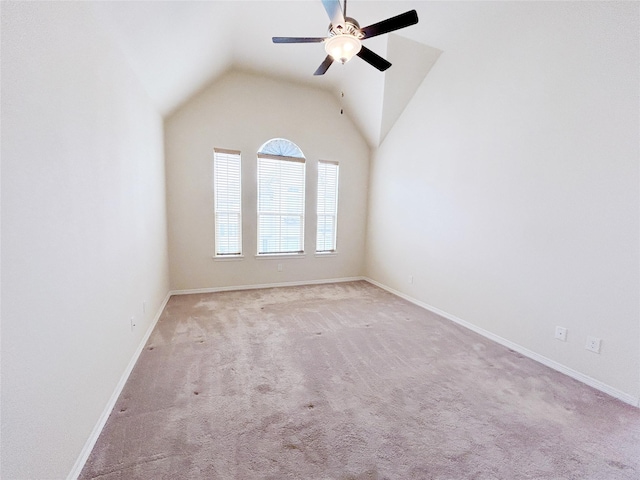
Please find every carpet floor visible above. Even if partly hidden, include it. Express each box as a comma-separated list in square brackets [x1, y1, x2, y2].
[80, 281, 640, 479]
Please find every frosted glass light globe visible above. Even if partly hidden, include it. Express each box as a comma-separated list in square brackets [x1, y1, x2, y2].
[324, 35, 362, 64]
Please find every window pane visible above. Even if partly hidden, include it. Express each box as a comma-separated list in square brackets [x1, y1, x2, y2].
[317, 161, 338, 252]
[257, 145, 305, 255]
[214, 150, 242, 256]
[258, 138, 305, 158]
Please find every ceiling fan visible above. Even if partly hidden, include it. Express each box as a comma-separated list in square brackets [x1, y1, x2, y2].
[272, 0, 419, 75]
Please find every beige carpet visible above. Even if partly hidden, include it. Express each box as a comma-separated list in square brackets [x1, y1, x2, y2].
[80, 281, 640, 479]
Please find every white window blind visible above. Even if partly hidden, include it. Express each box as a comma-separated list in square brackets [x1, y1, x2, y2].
[213, 149, 242, 256]
[257, 154, 306, 254]
[317, 161, 339, 252]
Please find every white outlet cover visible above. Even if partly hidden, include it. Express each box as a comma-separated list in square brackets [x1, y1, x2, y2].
[555, 327, 567, 342]
[585, 336, 601, 353]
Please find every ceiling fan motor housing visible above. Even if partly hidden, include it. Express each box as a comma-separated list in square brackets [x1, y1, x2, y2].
[328, 17, 364, 38]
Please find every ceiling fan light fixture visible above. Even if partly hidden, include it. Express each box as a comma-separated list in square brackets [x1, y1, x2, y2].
[325, 34, 361, 64]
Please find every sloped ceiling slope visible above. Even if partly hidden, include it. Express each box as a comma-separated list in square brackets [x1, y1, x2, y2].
[92, 0, 444, 147]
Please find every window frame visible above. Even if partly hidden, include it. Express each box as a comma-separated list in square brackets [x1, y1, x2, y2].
[316, 160, 339, 254]
[256, 152, 306, 256]
[213, 148, 243, 258]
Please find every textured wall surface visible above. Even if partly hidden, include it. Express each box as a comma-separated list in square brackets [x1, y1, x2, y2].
[1, 2, 170, 477]
[366, 2, 639, 400]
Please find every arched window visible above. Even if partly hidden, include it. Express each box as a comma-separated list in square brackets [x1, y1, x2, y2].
[257, 139, 306, 254]
[258, 138, 305, 158]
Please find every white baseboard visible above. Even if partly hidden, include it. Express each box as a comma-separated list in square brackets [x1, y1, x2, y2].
[67, 292, 172, 480]
[170, 276, 365, 296]
[364, 277, 639, 408]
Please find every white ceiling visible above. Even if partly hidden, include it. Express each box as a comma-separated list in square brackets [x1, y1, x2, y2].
[91, 1, 480, 146]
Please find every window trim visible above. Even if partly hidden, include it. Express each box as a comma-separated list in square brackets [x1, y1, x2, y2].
[254, 253, 307, 260]
[212, 255, 245, 261]
[257, 153, 305, 163]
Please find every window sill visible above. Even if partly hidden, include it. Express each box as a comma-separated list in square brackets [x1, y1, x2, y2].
[255, 253, 306, 260]
[315, 252, 338, 257]
[213, 255, 245, 261]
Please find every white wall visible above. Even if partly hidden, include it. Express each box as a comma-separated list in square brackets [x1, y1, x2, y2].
[366, 2, 640, 401]
[1, 2, 170, 478]
[165, 70, 370, 291]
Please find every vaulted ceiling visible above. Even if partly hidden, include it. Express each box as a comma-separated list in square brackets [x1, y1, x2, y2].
[91, 1, 464, 147]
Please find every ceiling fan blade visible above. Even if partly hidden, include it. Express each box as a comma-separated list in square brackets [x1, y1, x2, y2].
[314, 55, 334, 76]
[272, 37, 325, 44]
[360, 10, 419, 39]
[321, 0, 345, 26]
[356, 46, 392, 72]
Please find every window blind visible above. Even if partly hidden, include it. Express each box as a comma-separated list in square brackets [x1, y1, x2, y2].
[213, 149, 242, 256]
[317, 160, 339, 252]
[257, 155, 305, 254]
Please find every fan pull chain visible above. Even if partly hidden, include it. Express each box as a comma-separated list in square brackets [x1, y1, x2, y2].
[339, 60, 346, 116]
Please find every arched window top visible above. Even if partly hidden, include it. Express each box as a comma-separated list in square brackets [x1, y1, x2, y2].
[258, 138, 305, 158]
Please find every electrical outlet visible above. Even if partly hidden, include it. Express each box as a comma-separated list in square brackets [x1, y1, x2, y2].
[585, 336, 601, 353]
[130, 316, 136, 331]
[277, 263, 283, 272]
[409, 275, 414, 284]
[555, 326, 567, 342]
